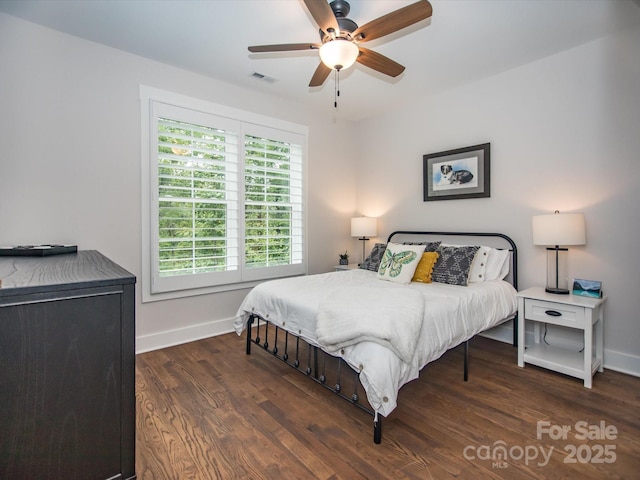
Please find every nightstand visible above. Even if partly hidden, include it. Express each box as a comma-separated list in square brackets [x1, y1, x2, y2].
[334, 264, 359, 271]
[516, 286, 606, 388]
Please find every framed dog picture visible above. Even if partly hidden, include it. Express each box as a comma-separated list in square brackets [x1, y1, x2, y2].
[423, 143, 490, 201]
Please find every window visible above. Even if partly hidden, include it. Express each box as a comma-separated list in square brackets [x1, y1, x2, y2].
[244, 134, 303, 273]
[140, 87, 306, 301]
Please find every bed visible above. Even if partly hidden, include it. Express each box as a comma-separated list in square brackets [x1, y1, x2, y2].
[234, 231, 518, 443]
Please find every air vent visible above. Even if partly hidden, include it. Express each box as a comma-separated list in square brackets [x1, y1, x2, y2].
[250, 72, 277, 84]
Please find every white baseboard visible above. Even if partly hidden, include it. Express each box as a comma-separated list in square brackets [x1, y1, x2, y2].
[136, 317, 236, 354]
[480, 324, 640, 378]
[603, 348, 640, 377]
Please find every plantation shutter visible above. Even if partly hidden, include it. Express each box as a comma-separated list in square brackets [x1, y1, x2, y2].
[150, 102, 241, 292]
[242, 126, 304, 281]
[147, 99, 306, 295]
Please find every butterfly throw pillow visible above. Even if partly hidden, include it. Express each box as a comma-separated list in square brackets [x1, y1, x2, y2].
[377, 243, 426, 284]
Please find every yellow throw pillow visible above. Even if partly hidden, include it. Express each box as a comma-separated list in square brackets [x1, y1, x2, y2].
[412, 252, 440, 283]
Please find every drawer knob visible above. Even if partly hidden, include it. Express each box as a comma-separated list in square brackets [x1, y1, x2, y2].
[545, 310, 562, 317]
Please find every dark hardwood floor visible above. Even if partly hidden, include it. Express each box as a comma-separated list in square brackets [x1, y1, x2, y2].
[136, 332, 640, 479]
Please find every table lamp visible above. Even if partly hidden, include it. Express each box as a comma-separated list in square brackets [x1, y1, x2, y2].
[532, 211, 586, 294]
[351, 217, 377, 264]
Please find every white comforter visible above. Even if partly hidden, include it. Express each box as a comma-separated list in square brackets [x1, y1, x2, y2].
[317, 286, 425, 364]
[234, 269, 517, 417]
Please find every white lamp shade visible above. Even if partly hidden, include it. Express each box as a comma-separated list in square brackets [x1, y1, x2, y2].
[351, 217, 377, 238]
[319, 39, 359, 70]
[532, 212, 586, 246]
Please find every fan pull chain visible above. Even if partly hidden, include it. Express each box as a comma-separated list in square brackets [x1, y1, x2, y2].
[333, 68, 343, 109]
[334, 69, 339, 108]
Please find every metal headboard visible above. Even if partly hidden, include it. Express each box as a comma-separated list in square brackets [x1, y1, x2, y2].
[386, 230, 518, 290]
[387, 230, 519, 347]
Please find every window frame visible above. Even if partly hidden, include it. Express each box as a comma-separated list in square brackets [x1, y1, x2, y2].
[140, 86, 308, 303]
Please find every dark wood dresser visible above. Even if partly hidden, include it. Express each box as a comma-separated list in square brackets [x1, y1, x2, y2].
[0, 251, 136, 480]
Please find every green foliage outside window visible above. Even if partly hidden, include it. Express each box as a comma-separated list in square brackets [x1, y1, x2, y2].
[244, 135, 295, 267]
[156, 121, 299, 276]
[157, 118, 231, 276]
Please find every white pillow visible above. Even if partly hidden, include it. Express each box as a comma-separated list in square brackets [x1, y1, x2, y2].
[441, 244, 511, 282]
[377, 243, 425, 284]
[468, 246, 491, 283]
[485, 249, 510, 281]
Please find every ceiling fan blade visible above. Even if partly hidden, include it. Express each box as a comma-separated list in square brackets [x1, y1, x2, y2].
[309, 62, 332, 87]
[249, 43, 320, 53]
[356, 47, 405, 78]
[352, 0, 432, 43]
[303, 0, 339, 35]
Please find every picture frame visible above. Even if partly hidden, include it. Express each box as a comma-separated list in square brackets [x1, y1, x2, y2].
[423, 143, 490, 201]
[572, 278, 603, 298]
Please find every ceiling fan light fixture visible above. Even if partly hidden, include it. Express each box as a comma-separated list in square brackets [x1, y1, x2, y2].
[319, 39, 359, 71]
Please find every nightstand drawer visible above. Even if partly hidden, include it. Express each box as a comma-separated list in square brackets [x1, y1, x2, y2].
[525, 298, 585, 328]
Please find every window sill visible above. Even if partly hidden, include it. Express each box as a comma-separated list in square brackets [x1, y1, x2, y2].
[141, 275, 304, 303]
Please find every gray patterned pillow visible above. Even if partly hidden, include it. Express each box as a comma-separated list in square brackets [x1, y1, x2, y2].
[359, 243, 387, 271]
[402, 241, 441, 252]
[432, 245, 480, 286]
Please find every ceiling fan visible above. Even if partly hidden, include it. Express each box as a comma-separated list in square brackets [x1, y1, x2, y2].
[248, 0, 433, 87]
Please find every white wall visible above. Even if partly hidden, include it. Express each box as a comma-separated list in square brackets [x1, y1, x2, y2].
[2, 12, 638, 375]
[0, 13, 358, 351]
[353, 24, 640, 375]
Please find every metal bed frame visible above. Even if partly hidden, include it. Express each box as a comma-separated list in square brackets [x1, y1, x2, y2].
[244, 231, 518, 444]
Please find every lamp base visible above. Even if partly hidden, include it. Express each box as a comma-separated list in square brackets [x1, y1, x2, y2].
[359, 237, 369, 264]
[545, 286, 570, 295]
[546, 246, 569, 295]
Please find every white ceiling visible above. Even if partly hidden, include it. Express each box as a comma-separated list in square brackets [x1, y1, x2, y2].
[1, 0, 639, 122]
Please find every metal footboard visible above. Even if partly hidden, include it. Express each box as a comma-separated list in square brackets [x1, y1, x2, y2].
[245, 314, 383, 443]
[245, 313, 472, 444]
[242, 231, 516, 444]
